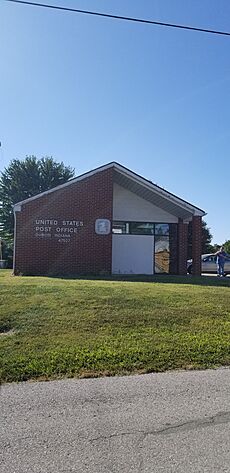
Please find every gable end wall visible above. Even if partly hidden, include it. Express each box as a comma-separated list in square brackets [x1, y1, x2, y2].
[14, 168, 113, 276]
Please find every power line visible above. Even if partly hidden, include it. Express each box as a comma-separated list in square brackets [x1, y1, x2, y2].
[5, 0, 230, 37]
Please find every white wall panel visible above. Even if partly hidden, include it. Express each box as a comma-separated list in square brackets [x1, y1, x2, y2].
[113, 183, 178, 223]
[112, 235, 154, 274]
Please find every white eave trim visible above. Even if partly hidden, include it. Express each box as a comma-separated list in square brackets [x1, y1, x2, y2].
[14, 204, 22, 212]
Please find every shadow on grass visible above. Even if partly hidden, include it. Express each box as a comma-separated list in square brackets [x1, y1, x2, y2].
[11, 268, 230, 287]
[50, 273, 230, 287]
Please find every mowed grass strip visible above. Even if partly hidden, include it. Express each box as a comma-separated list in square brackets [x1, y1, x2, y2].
[0, 270, 230, 382]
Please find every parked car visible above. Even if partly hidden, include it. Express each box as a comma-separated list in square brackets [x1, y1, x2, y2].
[187, 253, 230, 275]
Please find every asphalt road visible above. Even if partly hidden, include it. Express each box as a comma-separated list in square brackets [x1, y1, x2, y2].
[1, 368, 230, 473]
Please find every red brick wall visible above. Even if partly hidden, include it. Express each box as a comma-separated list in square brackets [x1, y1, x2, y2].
[178, 220, 188, 275]
[169, 223, 178, 274]
[192, 216, 202, 275]
[14, 168, 113, 276]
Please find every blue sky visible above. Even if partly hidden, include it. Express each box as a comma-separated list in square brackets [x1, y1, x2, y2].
[1, 0, 230, 244]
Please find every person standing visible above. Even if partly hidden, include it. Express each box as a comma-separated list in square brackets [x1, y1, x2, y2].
[215, 246, 230, 277]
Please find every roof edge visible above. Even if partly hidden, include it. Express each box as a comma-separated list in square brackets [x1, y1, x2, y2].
[13, 161, 206, 216]
[112, 162, 206, 216]
[13, 162, 116, 208]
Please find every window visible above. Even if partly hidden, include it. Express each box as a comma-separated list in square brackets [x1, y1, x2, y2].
[154, 236, 170, 273]
[112, 221, 170, 236]
[202, 256, 216, 263]
[129, 222, 154, 235]
[155, 223, 169, 236]
[112, 222, 128, 234]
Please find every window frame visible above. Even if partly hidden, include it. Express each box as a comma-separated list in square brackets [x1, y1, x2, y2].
[112, 221, 171, 236]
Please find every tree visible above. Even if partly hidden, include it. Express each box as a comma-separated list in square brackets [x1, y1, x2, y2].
[210, 243, 221, 253]
[188, 220, 213, 259]
[0, 156, 75, 243]
[223, 240, 230, 254]
[201, 220, 213, 254]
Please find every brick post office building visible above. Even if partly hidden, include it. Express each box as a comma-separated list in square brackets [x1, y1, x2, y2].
[13, 162, 205, 276]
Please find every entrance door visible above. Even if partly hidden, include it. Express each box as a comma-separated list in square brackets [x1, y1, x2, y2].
[154, 236, 170, 273]
[112, 235, 154, 274]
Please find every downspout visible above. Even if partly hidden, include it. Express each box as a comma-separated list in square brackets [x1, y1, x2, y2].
[13, 204, 21, 275]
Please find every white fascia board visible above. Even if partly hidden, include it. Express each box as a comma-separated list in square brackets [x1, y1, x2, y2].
[14, 204, 22, 212]
[114, 163, 206, 217]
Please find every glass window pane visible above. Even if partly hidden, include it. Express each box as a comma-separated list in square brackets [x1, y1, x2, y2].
[112, 222, 127, 234]
[155, 224, 169, 236]
[155, 236, 170, 273]
[129, 222, 154, 235]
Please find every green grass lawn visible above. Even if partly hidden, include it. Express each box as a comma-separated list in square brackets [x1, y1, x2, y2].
[1, 270, 230, 383]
